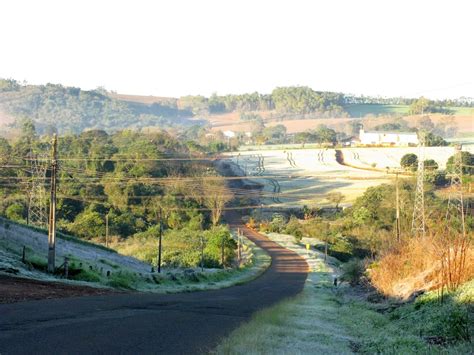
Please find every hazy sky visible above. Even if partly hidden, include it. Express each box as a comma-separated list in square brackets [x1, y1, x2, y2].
[0, 0, 473, 99]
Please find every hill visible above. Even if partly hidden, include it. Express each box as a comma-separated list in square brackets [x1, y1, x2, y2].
[1, 79, 472, 136]
[0, 81, 196, 134]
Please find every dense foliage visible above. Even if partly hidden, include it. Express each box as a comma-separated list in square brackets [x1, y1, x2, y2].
[0, 124, 236, 268]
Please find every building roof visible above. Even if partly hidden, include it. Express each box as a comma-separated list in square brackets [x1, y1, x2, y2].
[362, 130, 417, 136]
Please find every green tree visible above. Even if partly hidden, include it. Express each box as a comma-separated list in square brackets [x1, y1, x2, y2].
[447, 151, 473, 175]
[203, 225, 236, 267]
[409, 97, 430, 114]
[67, 209, 105, 239]
[401, 153, 418, 171]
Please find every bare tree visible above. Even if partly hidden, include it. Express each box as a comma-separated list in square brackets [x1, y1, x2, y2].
[200, 176, 233, 226]
[326, 192, 345, 209]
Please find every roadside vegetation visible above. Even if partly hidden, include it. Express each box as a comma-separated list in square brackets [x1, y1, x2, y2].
[0, 217, 270, 293]
[231, 154, 473, 353]
[217, 231, 473, 354]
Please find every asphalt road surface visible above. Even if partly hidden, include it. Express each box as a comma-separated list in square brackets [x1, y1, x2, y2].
[0, 217, 308, 354]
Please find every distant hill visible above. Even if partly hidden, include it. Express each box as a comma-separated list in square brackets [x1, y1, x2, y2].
[0, 80, 196, 134]
[1, 79, 472, 135]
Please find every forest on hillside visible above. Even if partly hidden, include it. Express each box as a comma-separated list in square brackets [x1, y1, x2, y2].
[0, 123, 237, 268]
[1, 79, 472, 135]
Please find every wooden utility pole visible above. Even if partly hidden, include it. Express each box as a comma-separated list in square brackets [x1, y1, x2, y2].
[157, 207, 163, 273]
[200, 234, 204, 272]
[105, 212, 109, 248]
[237, 228, 241, 263]
[221, 236, 225, 267]
[395, 172, 401, 243]
[47, 135, 58, 273]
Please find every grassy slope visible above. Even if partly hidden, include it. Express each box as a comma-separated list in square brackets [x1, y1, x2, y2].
[216, 234, 473, 354]
[0, 217, 271, 292]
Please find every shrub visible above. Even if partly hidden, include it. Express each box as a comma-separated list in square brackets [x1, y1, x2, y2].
[5, 203, 26, 222]
[284, 216, 302, 240]
[341, 259, 365, 286]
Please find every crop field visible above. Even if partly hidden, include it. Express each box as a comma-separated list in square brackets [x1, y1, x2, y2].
[342, 146, 457, 170]
[343, 103, 410, 117]
[225, 149, 392, 208]
[225, 146, 460, 208]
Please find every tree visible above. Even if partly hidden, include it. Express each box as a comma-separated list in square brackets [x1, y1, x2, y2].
[199, 176, 233, 226]
[326, 192, 345, 209]
[409, 97, 430, 114]
[424, 159, 438, 171]
[67, 209, 105, 239]
[203, 225, 236, 267]
[400, 153, 418, 171]
[424, 132, 448, 147]
[447, 151, 474, 175]
[315, 125, 337, 144]
[262, 124, 287, 143]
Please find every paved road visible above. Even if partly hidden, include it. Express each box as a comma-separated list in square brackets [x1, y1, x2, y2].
[0, 218, 308, 354]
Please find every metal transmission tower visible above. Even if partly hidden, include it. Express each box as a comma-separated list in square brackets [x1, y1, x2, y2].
[445, 145, 466, 236]
[411, 132, 426, 237]
[26, 151, 48, 227]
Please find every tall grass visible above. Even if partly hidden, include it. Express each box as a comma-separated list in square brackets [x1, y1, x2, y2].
[369, 236, 474, 299]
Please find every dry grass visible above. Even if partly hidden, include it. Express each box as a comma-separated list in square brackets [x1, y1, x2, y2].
[370, 236, 474, 299]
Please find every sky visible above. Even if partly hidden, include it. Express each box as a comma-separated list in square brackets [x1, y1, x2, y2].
[0, 0, 473, 99]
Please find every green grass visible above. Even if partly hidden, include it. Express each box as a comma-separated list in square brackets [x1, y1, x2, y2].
[344, 104, 410, 117]
[343, 104, 473, 117]
[450, 107, 474, 115]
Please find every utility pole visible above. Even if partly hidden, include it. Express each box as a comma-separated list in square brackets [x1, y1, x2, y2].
[412, 132, 426, 237]
[47, 135, 58, 273]
[395, 172, 401, 243]
[200, 234, 204, 272]
[446, 145, 466, 237]
[237, 228, 241, 263]
[105, 212, 109, 248]
[157, 207, 163, 273]
[221, 236, 225, 267]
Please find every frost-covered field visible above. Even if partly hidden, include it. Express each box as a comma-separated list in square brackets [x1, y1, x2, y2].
[225, 145, 465, 208]
[225, 149, 391, 207]
[342, 146, 457, 170]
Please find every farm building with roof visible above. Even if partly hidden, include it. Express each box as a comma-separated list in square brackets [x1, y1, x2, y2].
[358, 128, 419, 146]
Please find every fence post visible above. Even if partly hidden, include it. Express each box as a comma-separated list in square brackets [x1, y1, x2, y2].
[64, 257, 69, 279]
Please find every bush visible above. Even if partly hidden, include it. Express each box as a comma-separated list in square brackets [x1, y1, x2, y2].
[269, 214, 286, 233]
[284, 216, 302, 240]
[5, 203, 26, 222]
[341, 259, 365, 286]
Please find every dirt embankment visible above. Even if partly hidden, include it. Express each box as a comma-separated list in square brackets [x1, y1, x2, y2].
[0, 275, 116, 304]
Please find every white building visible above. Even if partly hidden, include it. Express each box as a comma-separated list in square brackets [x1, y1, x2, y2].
[358, 128, 418, 146]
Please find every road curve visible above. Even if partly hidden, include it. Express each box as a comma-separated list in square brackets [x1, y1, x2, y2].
[0, 216, 308, 354]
